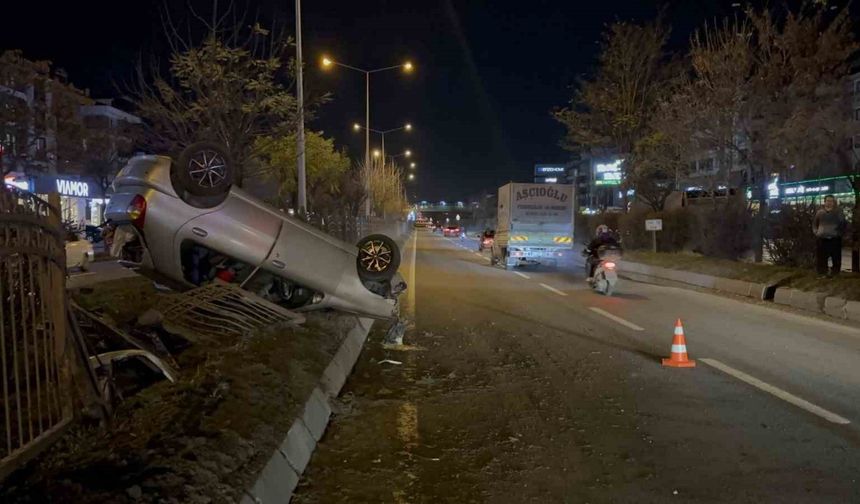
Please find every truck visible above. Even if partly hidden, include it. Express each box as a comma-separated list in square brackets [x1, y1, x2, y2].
[491, 182, 575, 269]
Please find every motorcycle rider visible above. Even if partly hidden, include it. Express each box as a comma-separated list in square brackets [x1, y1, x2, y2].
[585, 224, 621, 281]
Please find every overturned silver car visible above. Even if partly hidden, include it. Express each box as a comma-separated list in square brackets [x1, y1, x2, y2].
[105, 142, 404, 320]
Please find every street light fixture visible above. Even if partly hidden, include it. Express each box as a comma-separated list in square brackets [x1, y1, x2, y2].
[389, 150, 413, 160]
[321, 55, 415, 217]
[372, 149, 382, 158]
[353, 123, 413, 163]
[408, 173, 415, 181]
[410, 162, 417, 169]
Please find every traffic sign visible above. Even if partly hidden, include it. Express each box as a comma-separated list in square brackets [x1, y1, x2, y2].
[645, 219, 663, 231]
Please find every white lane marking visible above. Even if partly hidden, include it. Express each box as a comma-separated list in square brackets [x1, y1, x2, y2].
[539, 283, 568, 296]
[513, 271, 530, 279]
[700, 358, 850, 425]
[588, 307, 645, 331]
[407, 232, 417, 318]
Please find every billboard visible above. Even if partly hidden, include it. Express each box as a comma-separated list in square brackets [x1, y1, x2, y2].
[594, 159, 623, 186]
[534, 164, 566, 176]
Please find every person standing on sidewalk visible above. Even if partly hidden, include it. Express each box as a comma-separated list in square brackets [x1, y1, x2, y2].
[813, 194, 847, 277]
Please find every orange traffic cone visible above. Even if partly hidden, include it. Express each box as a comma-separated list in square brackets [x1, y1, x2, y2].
[662, 319, 696, 368]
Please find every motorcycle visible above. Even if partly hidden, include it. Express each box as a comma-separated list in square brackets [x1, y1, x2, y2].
[585, 245, 622, 296]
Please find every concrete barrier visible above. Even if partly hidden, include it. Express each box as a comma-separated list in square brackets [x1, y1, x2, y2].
[845, 300, 860, 323]
[714, 278, 755, 297]
[773, 287, 793, 307]
[788, 290, 826, 313]
[824, 297, 848, 320]
[773, 288, 826, 313]
[624, 260, 858, 322]
[243, 315, 373, 503]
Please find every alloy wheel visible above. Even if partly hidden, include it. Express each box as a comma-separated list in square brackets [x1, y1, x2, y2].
[359, 239, 393, 273]
[188, 150, 228, 189]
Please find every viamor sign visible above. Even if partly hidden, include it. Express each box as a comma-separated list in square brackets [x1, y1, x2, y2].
[55, 179, 90, 198]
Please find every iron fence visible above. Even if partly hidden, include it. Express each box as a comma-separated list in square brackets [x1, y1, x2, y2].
[0, 187, 72, 480]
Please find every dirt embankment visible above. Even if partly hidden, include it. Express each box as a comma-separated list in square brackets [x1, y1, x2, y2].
[2, 279, 344, 504]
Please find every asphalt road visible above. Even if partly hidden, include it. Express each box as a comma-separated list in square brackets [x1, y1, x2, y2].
[294, 231, 860, 503]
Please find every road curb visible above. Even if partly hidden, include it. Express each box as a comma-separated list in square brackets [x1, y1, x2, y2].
[622, 260, 860, 323]
[242, 315, 374, 504]
[622, 261, 768, 299]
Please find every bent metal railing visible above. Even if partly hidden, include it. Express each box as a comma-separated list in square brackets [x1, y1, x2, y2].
[0, 186, 72, 479]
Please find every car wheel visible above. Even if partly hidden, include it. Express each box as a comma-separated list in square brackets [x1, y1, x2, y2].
[356, 234, 401, 282]
[173, 142, 235, 198]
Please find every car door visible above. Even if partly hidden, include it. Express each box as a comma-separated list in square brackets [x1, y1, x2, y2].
[174, 188, 282, 275]
[263, 214, 353, 294]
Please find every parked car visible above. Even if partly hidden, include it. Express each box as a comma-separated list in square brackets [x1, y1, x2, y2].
[105, 142, 405, 320]
[443, 225, 462, 237]
[65, 230, 94, 271]
[478, 229, 495, 251]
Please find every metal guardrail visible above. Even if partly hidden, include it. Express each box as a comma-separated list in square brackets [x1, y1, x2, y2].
[0, 187, 73, 480]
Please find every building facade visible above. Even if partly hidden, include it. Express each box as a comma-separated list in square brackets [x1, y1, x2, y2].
[2, 53, 141, 226]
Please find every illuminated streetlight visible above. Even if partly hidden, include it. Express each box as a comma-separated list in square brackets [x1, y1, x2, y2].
[404, 150, 412, 157]
[320, 55, 415, 216]
[408, 173, 415, 181]
[372, 149, 381, 158]
[410, 162, 416, 169]
[353, 123, 361, 131]
[405, 123, 412, 131]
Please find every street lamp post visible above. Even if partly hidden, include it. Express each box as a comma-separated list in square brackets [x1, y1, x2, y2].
[322, 57, 413, 217]
[354, 123, 412, 165]
[295, 0, 307, 216]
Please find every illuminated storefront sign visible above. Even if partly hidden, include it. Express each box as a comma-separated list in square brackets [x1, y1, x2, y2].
[32, 176, 104, 198]
[4, 176, 30, 191]
[594, 159, 623, 186]
[534, 165, 566, 175]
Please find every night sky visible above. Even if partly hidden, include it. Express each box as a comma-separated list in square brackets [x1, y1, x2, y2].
[0, 1, 792, 201]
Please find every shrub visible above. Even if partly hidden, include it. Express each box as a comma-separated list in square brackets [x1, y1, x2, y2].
[693, 200, 753, 260]
[765, 202, 817, 268]
[618, 209, 692, 252]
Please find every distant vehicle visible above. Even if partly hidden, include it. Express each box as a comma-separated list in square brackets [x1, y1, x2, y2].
[478, 229, 495, 251]
[105, 142, 404, 321]
[491, 182, 575, 269]
[443, 225, 462, 237]
[65, 230, 94, 271]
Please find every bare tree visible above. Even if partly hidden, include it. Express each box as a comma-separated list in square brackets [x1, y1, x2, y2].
[554, 18, 674, 209]
[0, 50, 90, 177]
[129, 1, 312, 186]
[670, 4, 856, 261]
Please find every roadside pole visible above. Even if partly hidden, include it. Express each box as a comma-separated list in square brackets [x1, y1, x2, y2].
[295, 0, 307, 216]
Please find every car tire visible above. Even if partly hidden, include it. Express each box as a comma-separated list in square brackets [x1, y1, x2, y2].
[173, 142, 235, 198]
[356, 234, 401, 282]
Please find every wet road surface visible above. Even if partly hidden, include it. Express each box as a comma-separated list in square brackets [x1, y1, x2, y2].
[293, 231, 860, 503]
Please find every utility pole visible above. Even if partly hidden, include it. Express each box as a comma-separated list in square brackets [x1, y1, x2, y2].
[295, 0, 307, 216]
[365, 72, 371, 218]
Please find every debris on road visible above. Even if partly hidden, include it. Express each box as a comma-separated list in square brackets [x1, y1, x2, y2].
[378, 359, 403, 366]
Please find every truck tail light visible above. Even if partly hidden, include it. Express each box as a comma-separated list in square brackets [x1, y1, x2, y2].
[128, 195, 147, 229]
